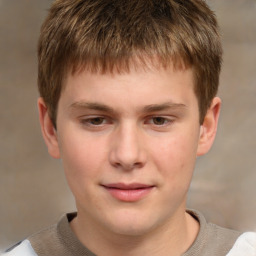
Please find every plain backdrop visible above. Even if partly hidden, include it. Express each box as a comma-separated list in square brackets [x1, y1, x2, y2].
[0, 0, 256, 249]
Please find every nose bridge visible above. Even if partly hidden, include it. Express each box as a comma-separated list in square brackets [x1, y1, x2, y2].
[109, 120, 146, 170]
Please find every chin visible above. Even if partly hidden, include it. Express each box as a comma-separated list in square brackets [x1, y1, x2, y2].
[111, 223, 154, 237]
[102, 210, 161, 237]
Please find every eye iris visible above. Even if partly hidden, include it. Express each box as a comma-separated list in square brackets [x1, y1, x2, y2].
[91, 118, 104, 125]
[153, 117, 165, 125]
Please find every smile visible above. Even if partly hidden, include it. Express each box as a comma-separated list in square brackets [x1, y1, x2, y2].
[102, 183, 155, 202]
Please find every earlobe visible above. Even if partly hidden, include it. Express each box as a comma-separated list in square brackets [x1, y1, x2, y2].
[38, 97, 61, 159]
[197, 97, 221, 156]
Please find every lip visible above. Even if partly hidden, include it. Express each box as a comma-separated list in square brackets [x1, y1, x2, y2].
[102, 183, 155, 202]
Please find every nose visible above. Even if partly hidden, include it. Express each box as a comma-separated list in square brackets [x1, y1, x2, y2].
[109, 122, 147, 171]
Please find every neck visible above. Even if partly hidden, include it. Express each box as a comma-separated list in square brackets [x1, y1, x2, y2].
[70, 208, 199, 256]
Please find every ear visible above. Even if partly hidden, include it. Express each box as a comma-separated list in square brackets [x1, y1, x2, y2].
[197, 97, 221, 156]
[38, 97, 61, 159]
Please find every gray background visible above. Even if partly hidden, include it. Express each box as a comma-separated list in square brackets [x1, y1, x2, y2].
[0, 0, 255, 249]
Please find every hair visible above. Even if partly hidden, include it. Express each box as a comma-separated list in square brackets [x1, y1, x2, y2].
[38, 0, 222, 126]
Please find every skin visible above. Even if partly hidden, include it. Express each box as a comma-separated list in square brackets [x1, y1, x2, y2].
[38, 63, 221, 256]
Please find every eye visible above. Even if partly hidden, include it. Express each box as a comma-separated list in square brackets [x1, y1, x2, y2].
[88, 117, 105, 125]
[151, 117, 168, 126]
[146, 116, 173, 126]
[80, 116, 108, 126]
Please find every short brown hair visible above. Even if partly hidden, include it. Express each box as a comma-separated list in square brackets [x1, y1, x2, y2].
[38, 0, 222, 126]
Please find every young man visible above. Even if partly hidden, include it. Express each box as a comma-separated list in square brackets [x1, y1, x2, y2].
[3, 0, 256, 255]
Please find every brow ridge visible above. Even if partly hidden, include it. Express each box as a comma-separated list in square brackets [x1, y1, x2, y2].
[69, 102, 115, 113]
[69, 101, 187, 114]
[142, 102, 187, 113]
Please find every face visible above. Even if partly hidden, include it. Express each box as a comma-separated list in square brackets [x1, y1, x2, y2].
[39, 64, 220, 237]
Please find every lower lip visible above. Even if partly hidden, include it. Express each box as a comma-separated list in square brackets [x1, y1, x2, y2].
[103, 186, 154, 202]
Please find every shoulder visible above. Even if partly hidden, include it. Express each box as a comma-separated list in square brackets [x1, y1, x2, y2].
[184, 210, 242, 256]
[206, 221, 241, 244]
[3, 218, 61, 256]
[226, 232, 256, 256]
[2, 240, 38, 256]
[3, 213, 94, 256]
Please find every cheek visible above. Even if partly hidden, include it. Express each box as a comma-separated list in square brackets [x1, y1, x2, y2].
[58, 134, 106, 192]
[151, 133, 198, 184]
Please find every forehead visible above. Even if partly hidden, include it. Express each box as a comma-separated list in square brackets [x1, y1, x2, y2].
[65, 58, 194, 87]
[60, 54, 196, 102]
[66, 55, 193, 85]
[60, 62, 197, 112]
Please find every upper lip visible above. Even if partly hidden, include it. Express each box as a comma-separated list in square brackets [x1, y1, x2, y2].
[102, 183, 155, 190]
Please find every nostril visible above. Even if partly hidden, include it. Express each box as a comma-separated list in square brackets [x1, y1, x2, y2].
[111, 161, 144, 171]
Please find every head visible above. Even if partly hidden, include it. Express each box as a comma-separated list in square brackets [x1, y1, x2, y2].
[38, 0, 222, 127]
[37, 0, 222, 243]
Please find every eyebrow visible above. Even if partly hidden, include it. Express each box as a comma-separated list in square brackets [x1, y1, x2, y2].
[142, 102, 187, 112]
[69, 101, 187, 114]
[69, 102, 116, 114]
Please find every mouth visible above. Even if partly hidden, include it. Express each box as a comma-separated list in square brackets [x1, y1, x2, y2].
[101, 183, 155, 202]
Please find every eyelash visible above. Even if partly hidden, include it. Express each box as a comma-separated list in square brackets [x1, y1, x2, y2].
[79, 116, 175, 129]
[80, 116, 110, 126]
[145, 116, 173, 126]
